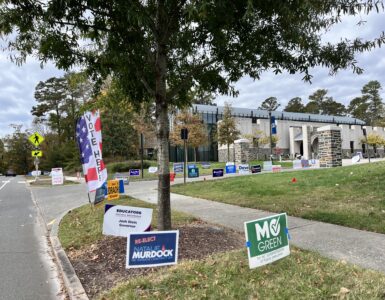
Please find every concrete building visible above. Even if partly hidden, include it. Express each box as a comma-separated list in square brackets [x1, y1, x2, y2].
[191, 104, 385, 162]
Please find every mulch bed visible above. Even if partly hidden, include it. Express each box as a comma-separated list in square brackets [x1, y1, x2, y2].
[67, 221, 244, 299]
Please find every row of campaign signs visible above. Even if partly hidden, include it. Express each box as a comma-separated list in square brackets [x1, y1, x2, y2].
[174, 159, 320, 178]
[103, 203, 290, 269]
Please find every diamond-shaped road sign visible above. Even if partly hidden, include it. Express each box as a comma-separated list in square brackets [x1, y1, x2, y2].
[28, 132, 45, 147]
[32, 150, 43, 157]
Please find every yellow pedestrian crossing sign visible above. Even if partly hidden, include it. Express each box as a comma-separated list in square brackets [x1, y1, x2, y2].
[32, 150, 43, 157]
[29, 132, 44, 147]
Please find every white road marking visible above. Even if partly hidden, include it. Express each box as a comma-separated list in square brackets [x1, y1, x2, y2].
[18, 181, 26, 184]
[47, 219, 56, 226]
[0, 180, 10, 191]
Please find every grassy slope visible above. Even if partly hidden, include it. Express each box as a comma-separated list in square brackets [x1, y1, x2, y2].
[58, 197, 196, 250]
[172, 162, 385, 233]
[102, 248, 385, 300]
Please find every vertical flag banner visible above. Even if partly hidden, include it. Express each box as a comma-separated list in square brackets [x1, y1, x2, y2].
[76, 110, 108, 192]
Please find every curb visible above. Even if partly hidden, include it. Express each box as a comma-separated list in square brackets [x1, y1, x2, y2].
[50, 208, 89, 300]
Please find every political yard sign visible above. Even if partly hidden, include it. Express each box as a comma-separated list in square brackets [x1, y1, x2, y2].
[126, 231, 179, 268]
[244, 213, 290, 269]
[107, 180, 120, 200]
[103, 204, 153, 237]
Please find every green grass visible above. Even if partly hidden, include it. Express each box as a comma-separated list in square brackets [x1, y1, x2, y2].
[58, 196, 196, 250]
[172, 161, 385, 233]
[101, 247, 385, 300]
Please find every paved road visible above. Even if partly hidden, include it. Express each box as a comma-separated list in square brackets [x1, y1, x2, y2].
[0, 176, 63, 300]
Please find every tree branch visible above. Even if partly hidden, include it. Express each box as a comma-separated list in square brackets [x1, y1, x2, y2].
[167, 58, 216, 100]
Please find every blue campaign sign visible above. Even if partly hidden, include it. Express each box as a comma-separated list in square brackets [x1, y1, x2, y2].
[188, 164, 196, 169]
[188, 167, 199, 178]
[173, 163, 184, 174]
[213, 169, 224, 177]
[126, 231, 179, 268]
[225, 165, 236, 174]
[129, 169, 140, 176]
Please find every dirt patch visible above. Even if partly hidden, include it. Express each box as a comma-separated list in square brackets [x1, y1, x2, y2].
[67, 221, 244, 299]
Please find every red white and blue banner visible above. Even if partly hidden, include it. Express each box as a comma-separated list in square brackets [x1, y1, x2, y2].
[76, 110, 108, 192]
[126, 231, 179, 268]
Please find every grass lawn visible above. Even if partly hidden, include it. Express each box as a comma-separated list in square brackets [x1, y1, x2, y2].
[101, 247, 385, 300]
[172, 161, 385, 234]
[58, 196, 196, 250]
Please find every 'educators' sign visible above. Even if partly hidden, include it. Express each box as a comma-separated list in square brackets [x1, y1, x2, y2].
[103, 204, 153, 237]
[244, 213, 290, 269]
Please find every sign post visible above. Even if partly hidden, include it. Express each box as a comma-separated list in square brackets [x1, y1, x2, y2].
[181, 128, 188, 184]
[28, 132, 45, 181]
[244, 213, 290, 269]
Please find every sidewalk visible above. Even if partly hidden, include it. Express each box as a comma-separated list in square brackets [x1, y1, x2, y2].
[125, 179, 385, 273]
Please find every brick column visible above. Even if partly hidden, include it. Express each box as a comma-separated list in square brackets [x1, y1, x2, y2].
[234, 139, 250, 163]
[317, 125, 342, 167]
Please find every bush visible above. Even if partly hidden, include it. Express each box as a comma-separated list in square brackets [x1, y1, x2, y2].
[110, 160, 152, 173]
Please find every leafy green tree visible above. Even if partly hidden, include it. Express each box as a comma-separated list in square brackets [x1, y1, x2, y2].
[363, 81, 384, 124]
[217, 103, 240, 162]
[3, 125, 33, 174]
[0, 139, 6, 173]
[348, 81, 384, 125]
[32, 77, 67, 143]
[170, 110, 208, 162]
[347, 96, 370, 123]
[284, 97, 305, 113]
[2, 1, 384, 229]
[259, 97, 280, 111]
[305, 89, 346, 116]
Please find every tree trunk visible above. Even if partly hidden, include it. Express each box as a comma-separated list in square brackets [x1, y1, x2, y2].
[227, 144, 230, 162]
[155, 4, 171, 230]
[194, 147, 197, 162]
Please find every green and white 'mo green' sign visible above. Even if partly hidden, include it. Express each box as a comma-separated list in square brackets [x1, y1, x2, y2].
[244, 213, 290, 268]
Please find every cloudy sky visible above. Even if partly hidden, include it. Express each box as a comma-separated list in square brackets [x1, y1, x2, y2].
[0, 11, 384, 138]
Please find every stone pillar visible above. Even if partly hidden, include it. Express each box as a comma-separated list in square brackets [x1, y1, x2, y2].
[317, 125, 342, 167]
[302, 125, 312, 159]
[289, 127, 296, 158]
[234, 139, 250, 163]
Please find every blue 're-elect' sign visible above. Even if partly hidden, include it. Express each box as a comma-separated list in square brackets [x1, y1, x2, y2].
[213, 169, 224, 177]
[173, 163, 184, 174]
[225, 165, 236, 174]
[129, 169, 140, 176]
[126, 231, 179, 268]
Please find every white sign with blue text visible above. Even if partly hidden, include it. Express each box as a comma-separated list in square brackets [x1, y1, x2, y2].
[126, 230, 179, 268]
[103, 204, 153, 237]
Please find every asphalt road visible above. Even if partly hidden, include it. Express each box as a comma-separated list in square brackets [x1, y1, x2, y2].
[0, 176, 63, 300]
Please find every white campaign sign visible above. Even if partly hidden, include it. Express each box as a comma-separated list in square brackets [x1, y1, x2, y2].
[148, 167, 158, 173]
[51, 168, 64, 185]
[238, 164, 250, 174]
[103, 205, 153, 237]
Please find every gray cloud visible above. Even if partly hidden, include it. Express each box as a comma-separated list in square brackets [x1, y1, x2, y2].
[216, 12, 385, 110]
[0, 54, 63, 138]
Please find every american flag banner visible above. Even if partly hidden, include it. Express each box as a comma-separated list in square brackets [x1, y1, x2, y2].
[76, 110, 108, 192]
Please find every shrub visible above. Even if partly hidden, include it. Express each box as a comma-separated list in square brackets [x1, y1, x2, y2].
[110, 160, 152, 173]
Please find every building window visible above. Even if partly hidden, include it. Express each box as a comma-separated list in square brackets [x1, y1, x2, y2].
[252, 117, 257, 124]
[350, 141, 354, 153]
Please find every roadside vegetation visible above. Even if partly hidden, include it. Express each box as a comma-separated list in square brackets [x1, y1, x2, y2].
[172, 161, 385, 234]
[102, 247, 385, 300]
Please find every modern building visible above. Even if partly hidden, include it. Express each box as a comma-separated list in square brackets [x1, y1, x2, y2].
[189, 104, 385, 162]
